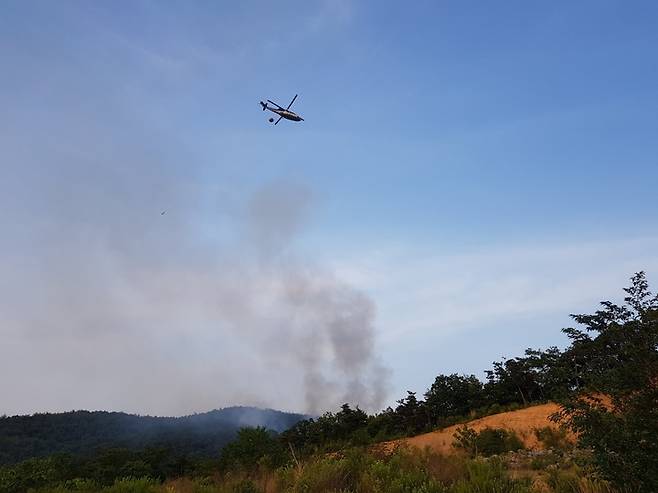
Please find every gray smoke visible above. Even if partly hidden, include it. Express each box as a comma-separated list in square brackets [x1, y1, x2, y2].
[215, 182, 391, 414]
[0, 120, 390, 414]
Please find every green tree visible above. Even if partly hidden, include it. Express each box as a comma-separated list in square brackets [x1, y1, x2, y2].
[522, 346, 571, 400]
[424, 373, 486, 421]
[394, 391, 429, 434]
[554, 272, 658, 493]
[219, 427, 288, 471]
[0, 454, 75, 493]
[334, 404, 369, 442]
[485, 356, 541, 406]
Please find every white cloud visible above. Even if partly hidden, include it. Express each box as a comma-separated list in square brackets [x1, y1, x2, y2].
[329, 236, 658, 343]
[305, 0, 355, 34]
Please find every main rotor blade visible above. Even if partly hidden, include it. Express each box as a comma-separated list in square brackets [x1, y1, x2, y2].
[267, 99, 284, 109]
[286, 94, 298, 110]
[274, 116, 283, 125]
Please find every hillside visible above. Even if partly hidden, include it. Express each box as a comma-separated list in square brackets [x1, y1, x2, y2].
[0, 406, 308, 465]
[380, 402, 574, 455]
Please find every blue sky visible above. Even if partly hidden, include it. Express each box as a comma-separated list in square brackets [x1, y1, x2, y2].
[1, 1, 657, 416]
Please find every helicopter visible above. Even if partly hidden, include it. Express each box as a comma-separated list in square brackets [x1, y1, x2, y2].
[259, 94, 304, 125]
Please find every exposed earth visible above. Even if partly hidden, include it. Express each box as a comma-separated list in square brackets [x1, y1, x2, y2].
[379, 403, 575, 455]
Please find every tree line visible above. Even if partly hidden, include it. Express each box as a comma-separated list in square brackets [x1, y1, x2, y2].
[0, 407, 306, 466]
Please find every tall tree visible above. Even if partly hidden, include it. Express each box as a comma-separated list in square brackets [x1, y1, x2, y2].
[219, 427, 288, 471]
[485, 356, 541, 406]
[394, 391, 429, 434]
[554, 272, 658, 493]
[424, 374, 486, 420]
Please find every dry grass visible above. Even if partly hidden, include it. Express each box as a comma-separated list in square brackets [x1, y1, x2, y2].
[378, 403, 577, 455]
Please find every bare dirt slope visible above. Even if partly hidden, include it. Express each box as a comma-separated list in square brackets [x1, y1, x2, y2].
[380, 403, 572, 455]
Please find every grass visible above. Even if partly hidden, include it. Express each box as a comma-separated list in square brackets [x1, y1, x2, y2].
[26, 447, 619, 493]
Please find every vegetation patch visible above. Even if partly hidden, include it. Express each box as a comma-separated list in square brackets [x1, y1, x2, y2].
[452, 425, 525, 457]
[533, 426, 573, 452]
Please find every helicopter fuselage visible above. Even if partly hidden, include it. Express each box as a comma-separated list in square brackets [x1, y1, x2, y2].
[269, 107, 303, 121]
[260, 101, 304, 121]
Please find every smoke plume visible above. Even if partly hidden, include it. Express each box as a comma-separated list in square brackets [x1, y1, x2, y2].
[215, 182, 390, 414]
[0, 125, 390, 415]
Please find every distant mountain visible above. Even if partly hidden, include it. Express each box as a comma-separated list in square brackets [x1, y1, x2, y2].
[0, 406, 309, 465]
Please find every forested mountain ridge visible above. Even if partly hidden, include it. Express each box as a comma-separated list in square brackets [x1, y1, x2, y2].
[0, 406, 308, 465]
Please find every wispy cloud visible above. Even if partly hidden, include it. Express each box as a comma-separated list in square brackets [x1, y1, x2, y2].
[329, 236, 658, 343]
[305, 0, 355, 34]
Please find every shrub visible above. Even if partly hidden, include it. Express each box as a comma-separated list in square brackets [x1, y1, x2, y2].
[534, 426, 573, 451]
[452, 425, 477, 456]
[453, 426, 524, 457]
[101, 477, 160, 493]
[547, 470, 617, 493]
[365, 447, 465, 492]
[280, 456, 354, 492]
[530, 452, 561, 470]
[450, 459, 532, 493]
[362, 459, 445, 493]
[227, 479, 260, 493]
[475, 428, 524, 456]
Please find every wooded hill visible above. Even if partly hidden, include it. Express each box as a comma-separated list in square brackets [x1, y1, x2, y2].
[0, 406, 307, 465]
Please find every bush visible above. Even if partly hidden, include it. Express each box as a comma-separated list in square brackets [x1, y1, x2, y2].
[362, 459, 445, 493]
[279, 456, 354, 492]
[450, 459, 532, 493]
[227, 479, 260, 493]
[452, 426, 524, 457]
[546, 470, 616, 493]
[58, 478, 99, 492]
[476, 428, 524, 456]
[279, 447, 460, 493]
[452, 425, 478, 456]
[103, 477, 160, 493]
[363, 447, 467, 492]
[25, 477, 160, 493]
[534, 426, 573, 451]
[530, 452, 561, 470]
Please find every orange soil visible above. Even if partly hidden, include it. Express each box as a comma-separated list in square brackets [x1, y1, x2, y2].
[378, 403, 574, 455]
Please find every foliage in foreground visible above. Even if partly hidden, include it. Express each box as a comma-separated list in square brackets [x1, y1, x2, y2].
[554, 272, 658, 493]
[21, 446, 619, 493]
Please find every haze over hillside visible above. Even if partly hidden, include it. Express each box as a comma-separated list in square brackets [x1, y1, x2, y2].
[0, 406, 308, 465]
